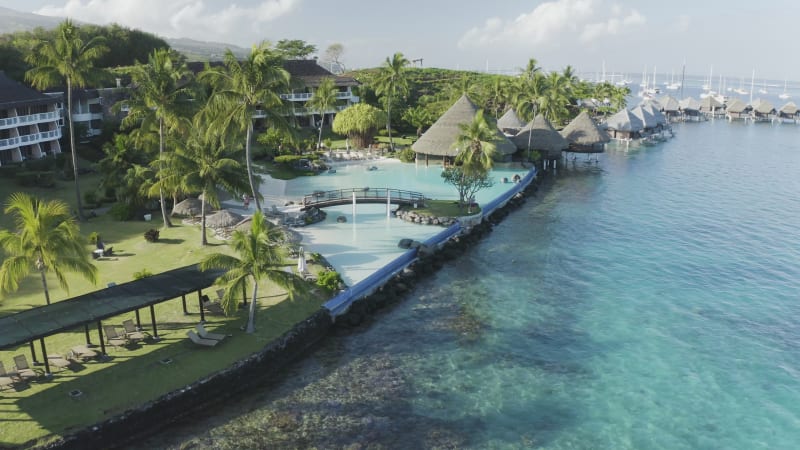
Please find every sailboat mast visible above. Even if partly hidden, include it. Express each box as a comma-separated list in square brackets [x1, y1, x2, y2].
[680, 62, 686, 98]
[749, 69, 755, 104]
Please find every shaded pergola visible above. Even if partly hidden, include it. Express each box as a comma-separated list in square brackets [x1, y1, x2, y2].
[0, 264, 226, 375]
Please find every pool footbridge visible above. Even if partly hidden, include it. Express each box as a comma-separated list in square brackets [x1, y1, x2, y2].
[300, 187, 426, 210]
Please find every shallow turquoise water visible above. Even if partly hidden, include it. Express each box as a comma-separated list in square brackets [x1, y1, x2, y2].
[144, 120, 800, 449]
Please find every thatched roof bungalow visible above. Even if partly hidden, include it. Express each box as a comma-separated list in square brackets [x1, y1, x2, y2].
[642, 102, 668, 127]
[497, 108, 526, 135]
[698, 96, 724, 117]
[678, 97, 703, 121]
[412, 95, 516, 165]
[656, 95, 681, 120]
[604, 108, 644, 140]
[560, 111, 610, 153]
[750, 98, 776, 122]
[725, 98, 752, 121]
[512, 114, 569, 160]
[631, 105, 658, 131]
[778, 101, 799, 123]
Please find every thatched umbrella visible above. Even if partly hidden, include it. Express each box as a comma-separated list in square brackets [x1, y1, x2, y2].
[205, 209, 244, 229]
[172, 197, 213, 217]
[560, 111, 610, 153]
[512, 114, 568, 159]
[412, 95, 516, 163]
[497, 108, 526, 134]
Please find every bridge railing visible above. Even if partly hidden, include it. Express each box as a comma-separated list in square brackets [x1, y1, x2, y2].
[302, 187, 426, 207]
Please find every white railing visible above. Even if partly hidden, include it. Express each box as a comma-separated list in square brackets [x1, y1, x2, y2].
[0, 110, 61, 130]
[72, 112, 103, 122]
[0, 129, 62, 151]
[279, 91, 355, 101]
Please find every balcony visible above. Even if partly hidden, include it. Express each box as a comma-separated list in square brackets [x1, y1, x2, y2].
[0, 111, 62, 130]
[279, 91, 357, 102]
[72, 112, 104, 122]
[0, 129, 62, 151]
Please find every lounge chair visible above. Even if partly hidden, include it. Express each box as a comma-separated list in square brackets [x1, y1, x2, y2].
[103, 325, 128, 349]
[47, 353, 73, 371]
[122, 320, 147, 342]
[71, 345, 98, 361]
[196, 323, 226, 341]
[201, 295, 225, 315]
[13, 355, 38, 381]
[187, 330, 218, 347]
[0, 362, 17, 389]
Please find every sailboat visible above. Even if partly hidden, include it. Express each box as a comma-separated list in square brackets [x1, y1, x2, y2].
[779, 79, 791, 100]
[702, 66, 713, 91]
[758, 79, 768, 95]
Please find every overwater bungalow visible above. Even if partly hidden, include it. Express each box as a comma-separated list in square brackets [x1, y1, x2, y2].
[512, 114, 569, 168]
[497, 108, 526, 136]
[603, 108, 644, 141]
[560, 111, 610, 156]
[656, 95, 682, 122]
[750, 98, 776, 123]
[678, 97, 704, 121]
[631, 105, 659, 135]
[778, 102, 799, 124]
[725, 98, 752, 121]
[411, 95, 516, 166]
[698, 96, 724, 118]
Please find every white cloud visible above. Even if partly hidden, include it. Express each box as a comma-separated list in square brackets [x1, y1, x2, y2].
[34, 0, 297, 45]
[458, 0, 645, 50]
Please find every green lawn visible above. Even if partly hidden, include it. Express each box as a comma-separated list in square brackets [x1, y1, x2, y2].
[408, 199, 481, 217]
[0, 178, 331, 447]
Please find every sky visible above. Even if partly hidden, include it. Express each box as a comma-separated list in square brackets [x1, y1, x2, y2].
[4, 0, 799, 81]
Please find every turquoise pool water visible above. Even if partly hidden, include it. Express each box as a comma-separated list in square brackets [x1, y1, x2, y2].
[144, 119, 800, 449]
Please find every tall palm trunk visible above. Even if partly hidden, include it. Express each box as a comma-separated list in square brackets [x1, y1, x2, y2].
[200, 188, 208, 246]
[158, 119, 173, 228]
[245, 121, 261, 212]
[386, 92, 394, 151]
[39, 268, 51, 305]
[245, 280, 258, 333]
[66, 78, 84, 221]
[317, 112, 324, 150]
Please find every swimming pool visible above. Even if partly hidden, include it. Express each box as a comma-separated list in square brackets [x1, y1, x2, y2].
[230, 159, 529, 285]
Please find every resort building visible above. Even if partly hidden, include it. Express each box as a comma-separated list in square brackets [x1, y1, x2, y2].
[0, 71, 63, 166]
[560, 111, 610, 154]
[512, 114, 568, 165]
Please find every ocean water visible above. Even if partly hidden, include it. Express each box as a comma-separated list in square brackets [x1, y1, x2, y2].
[142, 120, 800, 449]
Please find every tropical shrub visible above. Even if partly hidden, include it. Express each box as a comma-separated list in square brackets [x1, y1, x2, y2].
[109, 202, 135, 220]
[397, 147, 416, 162]
[144, 228, 160, 242]
[133, 268, 153, 279]
[316, 269, 343, 291]
[88, 231, 100, 245]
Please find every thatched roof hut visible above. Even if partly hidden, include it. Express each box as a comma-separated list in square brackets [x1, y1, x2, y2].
[779, 101, 798, 118]
[751, 98, 776, 116]
[497, 108, 526, 134]
[172, 197, 213, 217]
[642, 102, 668, 126]
[205, 209, 245, 229]
[698, 96, 723, 113]
[725, 98, 751, 121]
[605, 109, 644, 133]
[657, 95, 680, 113]
[678, 97, 701, 112]
[631, 105, 658, 129]
[512, 114, 569, 159]
[560, 111, 610, 153]
[412, 95, 516, 163]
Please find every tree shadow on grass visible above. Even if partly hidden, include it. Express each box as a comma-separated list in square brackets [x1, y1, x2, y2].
[157, 238, 185, 245]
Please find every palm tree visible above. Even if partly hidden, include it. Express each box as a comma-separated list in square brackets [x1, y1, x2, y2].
[541, 71, 571, 125]
[0, 193, 97, 305]
[200, 211, 304, 333]
[117, 48, 195, 229]
[453, 109, 498, 176]
[374, 52, 410, 151]
[25, 19, 108, 221]
[200, 43, 291, 212]
[306, 77, 338, 151]
[512, 73, 546, 122]
[158, 117, 250, 246]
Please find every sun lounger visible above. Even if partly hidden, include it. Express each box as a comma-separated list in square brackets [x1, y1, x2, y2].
[13, 355, 38, 381]
[202, 296, 225, 315]
[0, 362, 18, 388]
[187, 330, 218, 347]
[47, 353, 73, 371]
[103, 325, 128, 349]
[196, 323, 226, 341]
[122, 320, 147, 342]
[71, 345, 98, 361]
